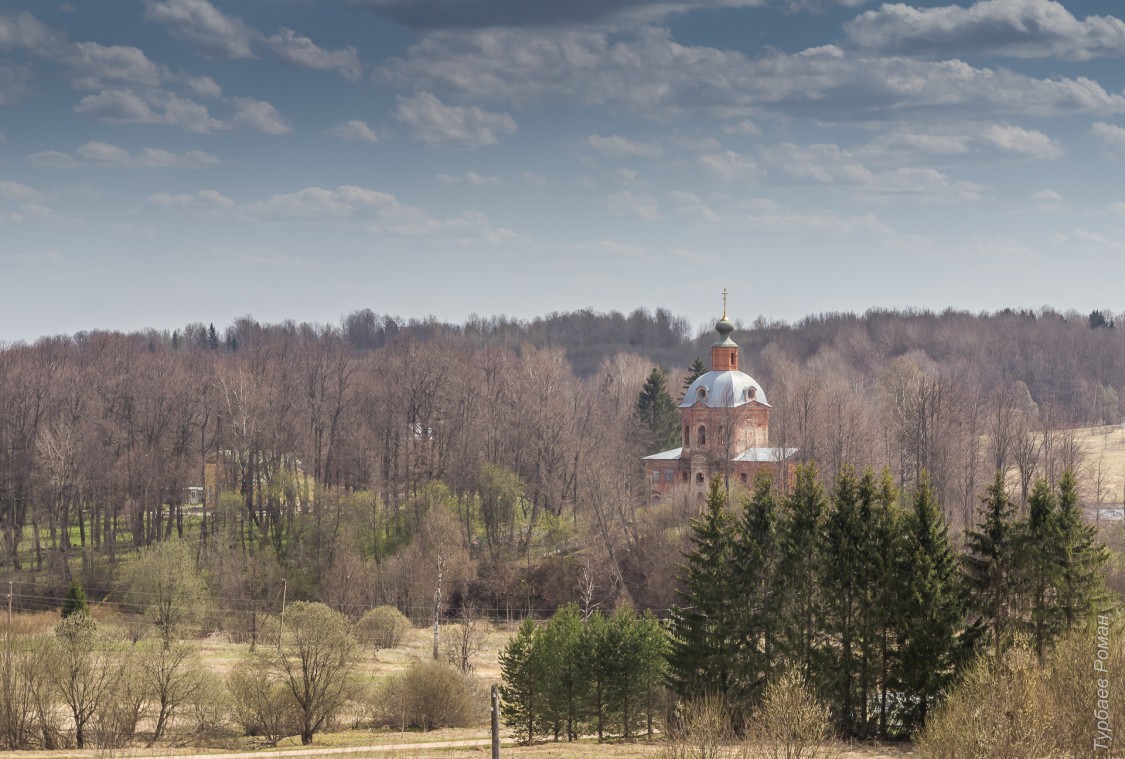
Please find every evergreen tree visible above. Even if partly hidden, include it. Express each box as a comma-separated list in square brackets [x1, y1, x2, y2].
[1055, 470, 1110, 631]
[207, 323, 219, 350]
[538, 604, 585, 741]
[683, 358, 707, 395]
[499, 619, 543, 743]
[963, 471, 1020, 664]
[862, 470, 902, 738]
[578, 612, 614, 741]
[1023, 477, 1062, 660]
[775, 464, 829, 687]
[729, 470, 780, 714]
[669, 476, 737, 704]
[631, 610, 669, 739]
[61, 578, 88, 619]
[636, 367, 680, 453]
[823, 466, 866, 735]
[897, 474, 963, 732]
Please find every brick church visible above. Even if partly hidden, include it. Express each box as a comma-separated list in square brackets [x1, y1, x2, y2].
[643, 297, 796, 501]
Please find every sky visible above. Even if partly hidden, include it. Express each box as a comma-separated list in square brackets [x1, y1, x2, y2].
[3, 0, 1125, 341]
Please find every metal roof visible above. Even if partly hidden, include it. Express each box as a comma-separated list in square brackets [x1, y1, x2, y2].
[680, 370, 769, 408]
[643, 447, 683, 460]
[732, 447, 799, 462]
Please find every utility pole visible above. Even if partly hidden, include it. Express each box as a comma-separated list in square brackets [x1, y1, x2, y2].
[278, 579, 288, 651]
[6, 580, 12, 637]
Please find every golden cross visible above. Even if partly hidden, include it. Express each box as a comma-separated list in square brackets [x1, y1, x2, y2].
[722, 288, 728, 319]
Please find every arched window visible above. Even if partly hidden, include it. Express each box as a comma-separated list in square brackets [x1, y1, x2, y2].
[684, 425, 690, 446]
[740, 473, 748, 485]
[698, 425, 706, 445]
[695, 472, 704, 484]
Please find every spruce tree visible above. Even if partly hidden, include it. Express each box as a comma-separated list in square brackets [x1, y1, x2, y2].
[207, 323, 219, 350]
[499, 619, 543, 743]
[669, 475, 737, 704]
[1023, 477, 1062, 660]
[963, 470, 1020, 664]
[729, 470, 780, 713]
[823, 466, 865, 735]
[897, 474, 963, 732]
[538, 604, 585, 741]
[863, 470, 902, 738]
[775, 464, 829, 687]
[1055, 469, 1110, 631]
[683, 358, 707, 395]
[61, 578, 88, 619]
[578, 611, 614, 741]
[636, 367, 680, 453]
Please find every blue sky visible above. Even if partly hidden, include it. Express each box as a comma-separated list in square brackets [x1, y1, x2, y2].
[3, 0, 1125, 340]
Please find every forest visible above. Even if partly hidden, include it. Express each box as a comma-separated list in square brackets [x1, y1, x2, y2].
[0, 304, 1122, 753]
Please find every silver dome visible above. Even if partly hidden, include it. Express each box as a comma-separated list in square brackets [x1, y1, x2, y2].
[680, 370, 769, 408]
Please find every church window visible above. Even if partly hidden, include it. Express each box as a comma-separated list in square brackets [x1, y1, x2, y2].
[651, 470, 660, 483]
[696, 386, 708, 402]
[684, 425, 689, 445]
[740, 473, 747, 485]
[697, 425, 706, 445]
[695, 473, 704, 484]
[682, 472, 689, 482]
[664, 469, 675, 483]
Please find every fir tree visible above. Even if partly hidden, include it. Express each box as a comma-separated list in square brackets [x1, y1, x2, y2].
[897, 474, 963, 732]
[61, 578, 88, 619]
[1023, 477, 1061, 660]
[578, 612, 614, 741]
[823, 466, 865, 734]
[538, 604, 585, 741]
[775, 464, 829, 686]
[207, 323, 219, 350]
[863, 470, 902, 738]
[963, 470, 1020, 664]
[682, 358, 707, 395]
[499, 619, 543, 743]
[669, 475, 737, 704]
[636, 367, 680, 453]
[729, 470, 780, 713]
[1055, 470, 1110, 630]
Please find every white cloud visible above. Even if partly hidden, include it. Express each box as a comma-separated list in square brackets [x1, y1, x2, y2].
[143, 0, 255, 58]
[437, 171, 501, 187]
[845, 0, 1125, 61]
[697, 150, 760, 180]
[1091, 122, 1125, 159]
[520, 171, 546, 185]
[721, 119, 762, 137]
[667, 190, 721, 223]
[0, 179, 43, 203]
[584, 134, 663, 158]
[228, 97, 291, 134]
[383, 26, 1125, 121]
[980, 123, 1063, 159]
[267, 28, 363, 81]
[764, 143, 874, 183]
[394, 92, 517, 148]
[146, 188, 236, 212]
[603, 190, 661, 220]
[1049, 227, 1125, 253]
[1031, 188, 1063, 203]
[740, 208, 894, 238]
[27, 141, 220, 169]
[0, 11, 66, 53]
[325, 119, 379, 142]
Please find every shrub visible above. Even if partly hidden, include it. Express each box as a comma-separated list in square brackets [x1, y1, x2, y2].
[915, 643, 1052, 758]
[61, 579, 88, 619]
[382, 659, 482, 731]
[227, 655, 300, 746]
[662, 695, 737, 759]
[744, 671, 840, 759]
[356, 606, 411, 650]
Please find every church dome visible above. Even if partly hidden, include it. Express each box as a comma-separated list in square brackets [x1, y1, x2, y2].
[681, 370, 769, 408]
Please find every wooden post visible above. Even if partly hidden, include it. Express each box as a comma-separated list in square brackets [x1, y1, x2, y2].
[491, 684, 500, 759]
[6, 581, 11, 636]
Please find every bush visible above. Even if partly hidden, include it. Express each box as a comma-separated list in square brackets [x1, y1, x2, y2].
[61, 579, 88, 619]
[745, 671, 840, 759]
[917, 623, 1125, 759]
[915, 644, 1052, 758]
[356, 606, 411, 650]
[662, 695, 737, 759]
[227, 655, 300, 746]
[381, 659, 482, 731]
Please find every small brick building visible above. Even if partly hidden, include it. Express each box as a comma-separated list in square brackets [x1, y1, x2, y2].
[643, 307, 796, 502]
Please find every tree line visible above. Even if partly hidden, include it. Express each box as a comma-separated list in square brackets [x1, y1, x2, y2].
[668, 469, 1109, 739]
